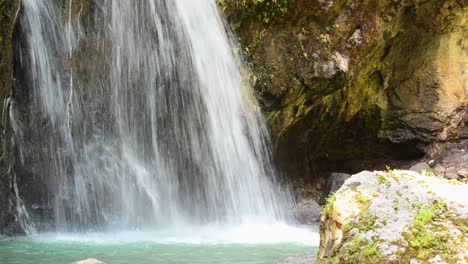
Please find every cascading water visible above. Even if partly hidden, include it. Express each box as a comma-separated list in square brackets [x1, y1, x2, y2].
[13, 0, 295, 232]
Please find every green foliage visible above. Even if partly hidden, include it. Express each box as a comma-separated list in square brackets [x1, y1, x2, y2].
[377, 174, 387, 185]
[218, 0, 288, 24]
[323, 194, 336, 218]
[459, 225, 468, 233]
[376, 173, 391, 188]
[362, 242, 381, 262]
[415, 205, 435, 225]
[385, 166, 395, 177]
[357, 214, 377, 232]
[404, 201, 460, 262]
[339, 236, 381, 264]
[342, 222, 353, 233]
[343, 213, 377, 234]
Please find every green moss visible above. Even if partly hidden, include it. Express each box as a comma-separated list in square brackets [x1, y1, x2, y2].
[404, 201, 463, 262]
[415, 205, 435, 225]
[323, 194, 336, 218]
[219, 0, 288, 25]
[357, 214, 377, 232]
[336, 236, 381, 264]
[354, 193, 371, 209]
[344, 213, 377, 233]
[377, 173, 392, 189]
[342, 222, 353, 233]
[362, 242, 381, 262]
[459, 225, 468, 233]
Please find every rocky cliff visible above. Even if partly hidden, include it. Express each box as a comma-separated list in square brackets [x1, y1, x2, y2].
[223, 0, 467, 200]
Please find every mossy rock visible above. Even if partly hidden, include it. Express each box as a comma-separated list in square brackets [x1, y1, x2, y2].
[318, 170, 468, 264]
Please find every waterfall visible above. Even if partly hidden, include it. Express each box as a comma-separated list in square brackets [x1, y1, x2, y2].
[13, 0, 294, 232]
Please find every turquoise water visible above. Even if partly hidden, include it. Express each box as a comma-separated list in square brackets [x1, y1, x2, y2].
[0, 225, 319, 264]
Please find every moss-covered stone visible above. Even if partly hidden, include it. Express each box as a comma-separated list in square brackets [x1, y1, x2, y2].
[317, 170, 468, 264]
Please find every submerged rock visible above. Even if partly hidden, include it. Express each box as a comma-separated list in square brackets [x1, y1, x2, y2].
[72, 258, 105, 264]
[275, 253, 317, 264]
[317, 170, 468, 264]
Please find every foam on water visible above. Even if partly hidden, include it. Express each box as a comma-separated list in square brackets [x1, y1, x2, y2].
[26, 224, 318, 246]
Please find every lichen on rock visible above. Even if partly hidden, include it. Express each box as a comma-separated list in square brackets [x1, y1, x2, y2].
[317, 170, 468, 264]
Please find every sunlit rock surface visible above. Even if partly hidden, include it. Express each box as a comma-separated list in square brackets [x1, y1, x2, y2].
[317, 170, 468, 264]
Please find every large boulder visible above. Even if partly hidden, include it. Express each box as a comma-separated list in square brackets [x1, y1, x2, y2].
[317, 170, 468, 264]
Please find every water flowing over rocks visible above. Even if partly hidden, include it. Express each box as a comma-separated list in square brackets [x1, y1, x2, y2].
[317, 170, 468, 264]
[1, 0, 294, 233]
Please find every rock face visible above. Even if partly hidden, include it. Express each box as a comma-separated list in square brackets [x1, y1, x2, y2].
[317, 170, 468, 264]
[0, 0, 22, 236]
[0, 0, 92, 235]
[224, 0, 468, 200]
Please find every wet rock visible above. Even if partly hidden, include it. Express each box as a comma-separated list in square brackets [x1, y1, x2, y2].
[317, 170, 468, 264]
[326, 173, 351, 194]
[275, 253, 317, 264]
[296, 199, 322, 224]
[72, 258, 105, 264]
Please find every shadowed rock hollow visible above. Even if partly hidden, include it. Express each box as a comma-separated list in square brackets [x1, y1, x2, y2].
[222, 0, 467, 201]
